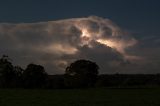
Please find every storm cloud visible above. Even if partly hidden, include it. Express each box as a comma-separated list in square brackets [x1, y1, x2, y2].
[0, 16, 155, 74]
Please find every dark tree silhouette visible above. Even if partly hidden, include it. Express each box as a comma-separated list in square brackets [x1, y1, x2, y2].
[13, 66, 24, 87]
[64, 59, 99, 88]
[0, 55, 21, 88]
[23, 64, 48, 88]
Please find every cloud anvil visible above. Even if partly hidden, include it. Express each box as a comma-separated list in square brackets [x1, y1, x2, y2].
[0, 16, 149, 74]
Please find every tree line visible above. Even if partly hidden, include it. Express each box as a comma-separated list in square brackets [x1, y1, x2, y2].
[1, 55, 160, 89]
[0, 55, 99, 88]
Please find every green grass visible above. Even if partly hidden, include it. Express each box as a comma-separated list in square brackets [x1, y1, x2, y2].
[0, 88, 160, 106]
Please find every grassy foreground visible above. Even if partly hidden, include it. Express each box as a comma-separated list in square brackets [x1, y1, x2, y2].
[0, 88, 160, 106]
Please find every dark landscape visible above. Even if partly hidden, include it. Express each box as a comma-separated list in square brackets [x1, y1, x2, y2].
[1, 55, 160, 106]
[1, 88, 160, 106]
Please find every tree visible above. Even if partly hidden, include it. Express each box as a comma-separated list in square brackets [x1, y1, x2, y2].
[23, 63, 48, 88]
[64, 59, 99, 88]
[0, 55, 21, 88]
[13, 66, 24, 87]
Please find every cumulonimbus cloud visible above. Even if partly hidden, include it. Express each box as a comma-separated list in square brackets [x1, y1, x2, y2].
[0, 16, 138, 74]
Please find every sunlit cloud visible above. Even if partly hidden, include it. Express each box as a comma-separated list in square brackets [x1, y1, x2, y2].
[46, 44, 78, 55]
[0, 16, 144, 74]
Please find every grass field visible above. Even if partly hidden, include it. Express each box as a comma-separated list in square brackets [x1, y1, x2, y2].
[0, 88, 160, 106]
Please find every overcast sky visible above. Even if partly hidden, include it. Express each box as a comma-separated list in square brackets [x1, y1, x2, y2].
[0, 0, 160, 74]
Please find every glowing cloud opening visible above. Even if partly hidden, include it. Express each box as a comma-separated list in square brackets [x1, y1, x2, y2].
[96, 39, 118, 49]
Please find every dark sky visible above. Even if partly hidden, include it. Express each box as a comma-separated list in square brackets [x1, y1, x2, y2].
[0, 0, 159, 36]
[0, 0, 160, 74]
